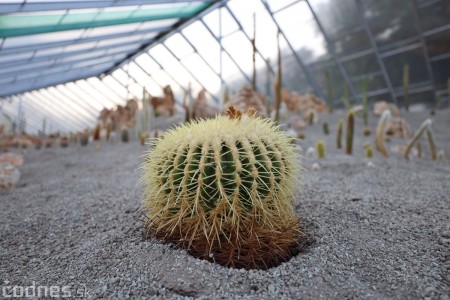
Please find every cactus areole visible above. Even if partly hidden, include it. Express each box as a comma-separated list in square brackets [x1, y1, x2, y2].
[141, 106, 302, 269]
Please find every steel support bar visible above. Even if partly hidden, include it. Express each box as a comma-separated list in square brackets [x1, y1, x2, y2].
[306, 0, 359, 103]
[355, 0, 397, 104]
[0, 26, 164, 56]
[199, 18, 252, 84]
[42, 87, 97, 122]
[1, 40, 148, 69]
[64, 83, 111, 112]
[21, 94, 73, 132]
[260, 0, 325, 100]
[88, 79, 127, 104]
[0, 0, 208, 13]
[178, 30, 228, 88]
[31, 90, 92, 128]
[410, 0, 436, 93]
[162, 44, 220, 103]
[131, 61, 165, 90]
[75, 81, 119, 108]
[147, 53, 188, 94]
[224, 4, 275, 75]
[2, 60, 118, 89]
[106, 0, 229, 74]
[0, 50, 130, 80]
[0, 65, 113, 97]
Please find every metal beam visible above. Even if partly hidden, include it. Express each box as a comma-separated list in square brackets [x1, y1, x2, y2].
[178, 30, 228, 88]
[410, 0, 436, 94]
[0, 64, 112, 97]
[0, 0, 210, 13]
[1, 61, 117, 93]
[199, 18, 252, 84]
[63, 83, 111, 112]
[21, 94, 74, 132]
[31, 90, 92, 129]
[105, 0, 229, 75]
[0, 49, 130, 79]
[0, 26, 165, 56]
[147, 53, 188, 93]
[224, 4, 275, 75]
[87, 78, 127, 105]
[0, 40, 144, 70]
[49, 86, 99, 118]
[355, 0, 397, 104]
[260, 0, 325, 100]
[162, 44, 220, 103]
[305, 0, 359, 103]
[74, 81, 119, 108]
[130, 60, 165, 90]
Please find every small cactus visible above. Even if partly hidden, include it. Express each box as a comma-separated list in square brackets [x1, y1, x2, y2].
[274, 31, 282, 125]
[324, 70, 334, 113]
[375, 110, 391, 157]
[106, 122, 112, 142]
[342, 82, 351, 111]
[322, 122, 329, 135]
[365, 144, 373, 158]
[362, 79, 368, 127]
[417, 142, 422, 158]
[93, 124, 101, 141]
[141, 106, 301, 269]
[363, 127, 371, 136]
[403, 64, 410, 111]
[80, 133, 89, 146]
[336, 118, 343, 149]
[60, 136, 69, 148]
[315, 140, 326, 159]
[404, 119, 437, 160]
[121, 128, 129, 143]
[345, 110, 354, 155]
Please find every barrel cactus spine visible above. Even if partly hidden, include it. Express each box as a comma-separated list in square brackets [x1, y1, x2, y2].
[141, 107, 302, 269]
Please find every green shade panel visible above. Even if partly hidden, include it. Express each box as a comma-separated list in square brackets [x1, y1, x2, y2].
[0, 2, 210, 38]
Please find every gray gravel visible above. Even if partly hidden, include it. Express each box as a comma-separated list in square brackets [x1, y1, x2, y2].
[0, 110, 449, 299]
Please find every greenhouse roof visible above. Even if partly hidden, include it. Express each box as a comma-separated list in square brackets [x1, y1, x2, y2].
[0, 0, 218, 97]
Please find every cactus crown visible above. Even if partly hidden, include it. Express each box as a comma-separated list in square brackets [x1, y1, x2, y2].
[141, 106, 301, 269]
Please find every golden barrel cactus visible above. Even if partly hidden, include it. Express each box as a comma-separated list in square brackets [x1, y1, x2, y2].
[141, 107, 302, 269]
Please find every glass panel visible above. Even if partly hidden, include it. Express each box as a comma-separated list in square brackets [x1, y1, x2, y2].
[74, 80, 116, 109]
[149, 44, 195, 89]
[418, 0, 450, 32]
[274, 1, 328, 64]
[383, 48, 429, 88]
[135, 53, 161, 74]
[0, 2, 208, 38]
[425, 29, 450, 57]
[86, 77, 124, 104]
[222, 31, 253, 75]
[431, 57, 450, 90]
[363, 0, 419, 48]
[182, 22, 221, 74]
[128, 61, 162, 96]
[0, 51, 33, 64]
[342, 53, 380, 77]
[181, 53, 221, 95]
[1, 29, 83, 48]
[310, 0, 361, 40]
[351, 74, 387, 94]
[164, 33, 193, 59]
[334, 30, 372, 56]
[266, 0, 299, 12]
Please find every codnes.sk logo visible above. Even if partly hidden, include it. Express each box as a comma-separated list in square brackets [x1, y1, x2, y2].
[2, 281, 88, 298]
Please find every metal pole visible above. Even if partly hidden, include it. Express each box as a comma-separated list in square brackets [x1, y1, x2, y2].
[162, 44, 220, 103]
[199, 18, 252, 84]
[355, 0, 397, 104]
[305, 0, 359, 103]
[260, 0, 326, 100]
[410, 0, 436, 94]
[224, 4, 275, 75]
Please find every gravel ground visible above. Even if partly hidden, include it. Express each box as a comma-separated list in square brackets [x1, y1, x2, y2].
[0, 110, 449, 299]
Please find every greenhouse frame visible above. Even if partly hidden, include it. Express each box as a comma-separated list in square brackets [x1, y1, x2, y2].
[0, 0, 449, 134]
